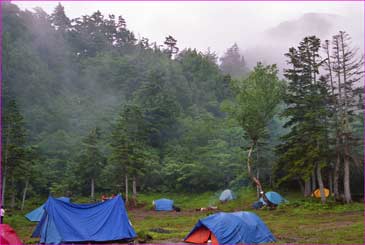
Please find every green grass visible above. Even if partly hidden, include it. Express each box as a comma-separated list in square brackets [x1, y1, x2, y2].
[4, 189, 364, 244]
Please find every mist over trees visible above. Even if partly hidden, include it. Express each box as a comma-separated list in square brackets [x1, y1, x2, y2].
[1, 2, 363, 208]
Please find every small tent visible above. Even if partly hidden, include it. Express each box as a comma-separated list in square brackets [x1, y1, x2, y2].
[32, 195, 136, 244]
[184, 211, 275, 244]
[219, 189, 235, 202]
[25, 197, 70, 222]
[0, 224, 22, 245]
[312, 188, 330, 198]
[153, 198, 174, 211]
[259, 191, 287, 205]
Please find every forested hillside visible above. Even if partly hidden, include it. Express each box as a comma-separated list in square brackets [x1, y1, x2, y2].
[2, 2, 363, 209]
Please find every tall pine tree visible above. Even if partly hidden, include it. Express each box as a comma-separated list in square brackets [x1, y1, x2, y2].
[276, 36, 331, 203]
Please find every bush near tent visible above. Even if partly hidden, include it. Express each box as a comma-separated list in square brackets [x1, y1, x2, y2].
[0, 224, 23, 245]
[219, 189, 235, 202]
[25, 197, 70, 222]
[312, 188, 330, 198]
[153, 198, 174, 211]
[184, 211, 276, 244]
[32, 195, 136, 244]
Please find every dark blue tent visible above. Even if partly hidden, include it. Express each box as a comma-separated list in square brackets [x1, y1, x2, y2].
[153, 198, 174, 211]
[25, 197, 70, 222]
[32, 195, 136, 244]
[219, 189, 235, 202]
[259, 191, 288, 205]
[184, 212, 276, 244]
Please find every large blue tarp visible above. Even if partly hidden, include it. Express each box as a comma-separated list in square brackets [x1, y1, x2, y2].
[32, 195, 136, 244]
[154, 198, 174, 211]
[25, 197, 70, 222]
[259, 191, 288, 205]
[219, 189, 235, 202]
[184, 211, 276, 244]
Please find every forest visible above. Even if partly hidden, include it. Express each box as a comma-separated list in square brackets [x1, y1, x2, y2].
[2, 2, 364, 211]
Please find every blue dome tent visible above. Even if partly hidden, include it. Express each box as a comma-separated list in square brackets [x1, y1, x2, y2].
[31, 195, 136, 244]
[25, 197, 70, 222]
[184, 211, 276, 244]
[219, 189, 235, 202]
[153, 198, 174, 211]
[259, 191, 288, 205]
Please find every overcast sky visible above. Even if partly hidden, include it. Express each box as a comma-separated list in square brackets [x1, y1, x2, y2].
[13, 1, 364, 57]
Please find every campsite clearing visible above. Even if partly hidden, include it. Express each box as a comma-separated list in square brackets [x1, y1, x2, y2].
[4, 189, 364, 244]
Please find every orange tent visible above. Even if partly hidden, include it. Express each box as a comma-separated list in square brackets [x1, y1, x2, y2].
[0, 224, 22, 245]
[312, 188, 330, 198]
[184, 226, 219, 244]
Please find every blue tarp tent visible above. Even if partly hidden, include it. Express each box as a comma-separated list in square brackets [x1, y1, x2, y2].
[219, 189, 235, 202]
[25, 197, 70, 222]
[184, 211, 276, 244]
[154, 198, 174, 211]
[32, 195, 136, 244]
[259, 191, 288, 205]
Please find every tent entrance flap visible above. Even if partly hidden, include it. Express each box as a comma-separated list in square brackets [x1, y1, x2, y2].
[185, 226, 218, 244]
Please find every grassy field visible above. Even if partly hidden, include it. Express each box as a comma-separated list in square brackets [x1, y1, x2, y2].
[4, 188, 364, 244]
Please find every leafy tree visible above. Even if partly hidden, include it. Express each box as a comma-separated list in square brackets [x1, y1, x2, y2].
[135, 69, 180, 154]
[223, 63, 284, 193]
[177, 49, 231, 107]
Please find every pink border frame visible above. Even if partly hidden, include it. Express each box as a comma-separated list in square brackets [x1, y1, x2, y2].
[0, 1, 364, 245]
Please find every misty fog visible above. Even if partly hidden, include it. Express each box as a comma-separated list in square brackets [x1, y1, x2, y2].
[14, 1, 364, 73]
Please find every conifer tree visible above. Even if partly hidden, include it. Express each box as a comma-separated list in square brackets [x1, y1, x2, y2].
[164, 35, 179, 58]
[109, 104, 148, 204]
[76, 127, 105, 200]
[276, 36, 331, 203]
[220, 43, 249, 78]
[2, 98, 27, 208]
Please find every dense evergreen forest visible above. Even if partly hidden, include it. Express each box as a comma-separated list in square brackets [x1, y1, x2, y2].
[2, 2, 363, 209]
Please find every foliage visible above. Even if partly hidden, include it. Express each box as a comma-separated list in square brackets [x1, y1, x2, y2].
[223, 63, 285, 142]
[219, 43, 249, 78]
[2, 1, 362, 209]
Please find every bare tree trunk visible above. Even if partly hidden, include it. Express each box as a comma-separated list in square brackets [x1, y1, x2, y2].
[333, 36, 344, 202]
[329, 170, 333, 195]
[297, 178, 304, 195]
[132, 176, 137, 207]
[21, 179, 29, 210]
[2, 131, 11, 207]
[316, 164, 326, 204]
[256, 170, 260, 198]
[125, 174, 128, 204]
[10, 175, 16, 209]
[324, 40, 340, 200]
[339, 32, 352, 204]
[91, 178, 95, 200]
[343, 145, 352, 203]
[311, 170, 316, 192]
[333, 150, 341, 199]
[1, 168, 6, 207]
[304, 179, 311, 197]
[247, 141, 262, 193]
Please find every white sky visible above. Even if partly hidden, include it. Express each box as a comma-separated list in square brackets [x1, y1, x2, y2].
[13, 1, 364, 56]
